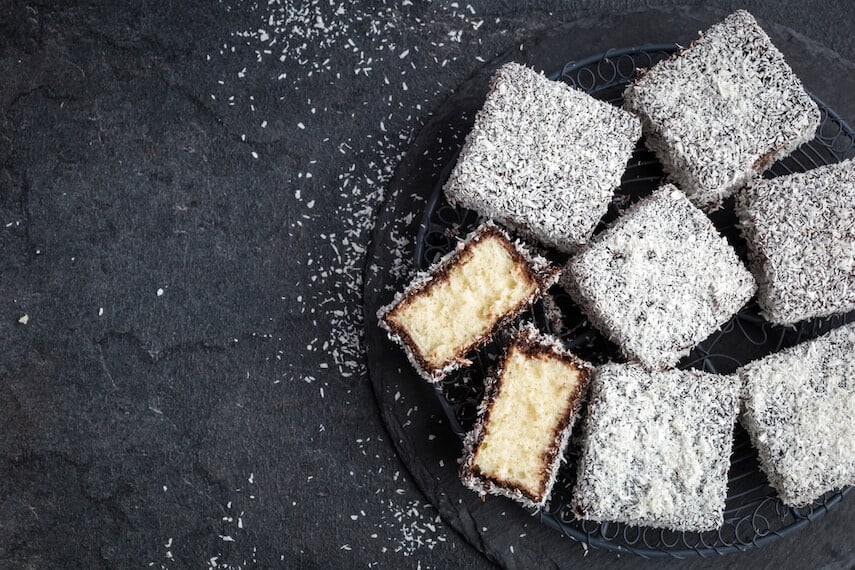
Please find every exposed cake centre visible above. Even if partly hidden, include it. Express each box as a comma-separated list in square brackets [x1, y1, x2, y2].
[387, 235, 537, 369]
[472, 346, 581, 496]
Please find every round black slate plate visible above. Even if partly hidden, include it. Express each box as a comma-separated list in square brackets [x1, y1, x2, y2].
[412, 45, 855, 558]
[363, 8, 855, 566]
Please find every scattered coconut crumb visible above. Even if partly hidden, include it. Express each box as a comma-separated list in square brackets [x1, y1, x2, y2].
[202, 0, 516, 566]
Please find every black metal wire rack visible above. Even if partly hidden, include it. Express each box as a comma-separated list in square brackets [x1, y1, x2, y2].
[413, 45, 855, 558]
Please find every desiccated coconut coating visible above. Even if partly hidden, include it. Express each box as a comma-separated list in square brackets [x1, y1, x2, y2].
[738, 322, 855, 507]
[736, 159, 855, 325]
[444, 62, 642, 252]
[460, 323, 592, 509]
[561, 185, 757, 370]
[572, 363, 741, 532]
[377, 222, 560, 383]
[623, 10, 820, 211]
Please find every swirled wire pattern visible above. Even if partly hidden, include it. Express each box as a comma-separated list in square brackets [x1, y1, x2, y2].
[413, 45, 855, 558]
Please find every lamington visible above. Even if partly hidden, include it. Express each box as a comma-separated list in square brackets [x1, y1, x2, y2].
[460, 324, 593, 508]
[572, 363, 741, 532]
[736, 159, 855, 325]
[738, 322, 855, 507]
[623, 10, 820, 211]
[561, 185, 756, 370]
[378, 223, 560, 383]
[444, 62, 642, 252]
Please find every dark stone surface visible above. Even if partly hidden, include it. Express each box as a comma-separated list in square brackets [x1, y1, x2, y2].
[1, 1, 853, 568]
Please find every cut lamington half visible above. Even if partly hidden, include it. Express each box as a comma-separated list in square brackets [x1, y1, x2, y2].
[738, 322, 855, 507]
[624, 10, 820, 211]
[444, 62, 641, 252]
[460, 324, 593, 508]
[736, 159, 855, 325]
[572, 363, 741, 532]
[561, 185, 756, 370]
[378, 223, 560, 383]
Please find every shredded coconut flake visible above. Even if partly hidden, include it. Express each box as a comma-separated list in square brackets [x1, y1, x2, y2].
[573, 363, 741, 531]
[562, 185, 756, 370]
[444, 62, 641, 252]
[736, 158, 855, 324]
[623, 10, 820, 211]
[738, 322, 855, 507]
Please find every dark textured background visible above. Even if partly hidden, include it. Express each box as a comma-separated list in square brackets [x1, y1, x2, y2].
[1, 1, 853, 568]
